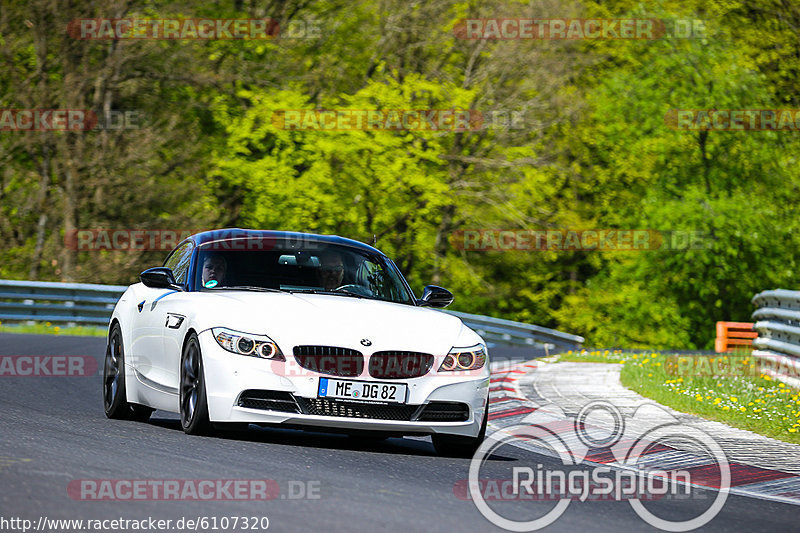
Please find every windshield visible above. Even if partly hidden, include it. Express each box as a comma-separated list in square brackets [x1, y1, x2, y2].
[191, 238, 415, 305]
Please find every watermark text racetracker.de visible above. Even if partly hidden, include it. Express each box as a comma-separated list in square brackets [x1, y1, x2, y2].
[0, 356, 97, 377]
[664, 354, 800, 380]
[64, 229, 325, 252]
[465, 401, 730, 531]
[67, 17, 321, 40]
[665, 109, 800, 131]
[451, 229, 707, 252]
[0, 109, 143, 131]
[453, 18, 707, 40]
[68, 478, 320, 501]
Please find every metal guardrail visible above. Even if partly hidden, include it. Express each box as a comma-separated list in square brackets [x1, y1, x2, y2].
[444, 310, 584, 351]
[0, 279, 585, 350]
[751, 289, 800, 388]
[0, 280, 126, 326]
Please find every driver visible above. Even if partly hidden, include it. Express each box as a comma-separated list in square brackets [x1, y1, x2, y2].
[201, 253, 227, 288]
[316, 250, 344, 290]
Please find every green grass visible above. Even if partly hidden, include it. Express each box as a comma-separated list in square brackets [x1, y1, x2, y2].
[555, 350, 800, 445]
[0, 322, 107, 337]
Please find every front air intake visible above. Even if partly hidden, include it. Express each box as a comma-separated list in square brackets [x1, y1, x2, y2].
[292, 345, 364, 377]
[237, 390, 301, 413]
[368, 351, 434, 379]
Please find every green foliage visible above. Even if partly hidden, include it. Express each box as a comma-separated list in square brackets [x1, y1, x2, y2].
[2, 0, 799, 349]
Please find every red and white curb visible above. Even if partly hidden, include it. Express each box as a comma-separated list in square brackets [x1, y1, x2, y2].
[487, 360, 800, 505]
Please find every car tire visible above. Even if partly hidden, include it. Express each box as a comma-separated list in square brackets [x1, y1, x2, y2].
[103, 323, 154, 422]
[180, 332, 212, 435]
[431, 404, 488, 458]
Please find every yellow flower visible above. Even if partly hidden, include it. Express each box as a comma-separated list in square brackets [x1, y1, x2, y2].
[54, 327, 60, 334]
[642, 359, 650, 364]
[789, 429, 797, 433]
[748, 402, 754, 406]
[648, 373, 653, 377]
[713, 398, 722, 405]
[695, 394, 703, 401]
[45, 322, 52, 327]
[779, 383, 786, 388]
[723, 406, 730, 411]
[677, 378, 683, 383]
[730, 397, 738, 402]
[739, 407, 746, 412]
[764, 375, 772, 381]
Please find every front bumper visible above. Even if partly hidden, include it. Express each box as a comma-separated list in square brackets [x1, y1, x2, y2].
[198, 330, 489, 437]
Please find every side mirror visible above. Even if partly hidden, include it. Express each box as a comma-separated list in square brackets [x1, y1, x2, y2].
[417, 285, 454, 308]
[140, 267, 182, 291]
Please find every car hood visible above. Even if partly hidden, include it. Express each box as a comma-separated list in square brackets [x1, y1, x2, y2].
[187, 291, 476, 355]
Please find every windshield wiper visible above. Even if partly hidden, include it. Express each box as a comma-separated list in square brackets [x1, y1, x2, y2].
[288, 288, 363, 298]
[213, 286, 287, 293]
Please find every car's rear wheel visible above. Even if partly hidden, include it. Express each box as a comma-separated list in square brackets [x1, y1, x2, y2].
[103, 323, 154, 421]
[180, 332, 212, 435]
[432, 405, 488, 458]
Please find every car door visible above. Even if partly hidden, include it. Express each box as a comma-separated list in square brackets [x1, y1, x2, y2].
[131, 241, 193, 393]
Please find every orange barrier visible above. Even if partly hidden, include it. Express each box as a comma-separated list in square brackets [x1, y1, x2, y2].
[715, 321, 756, 353]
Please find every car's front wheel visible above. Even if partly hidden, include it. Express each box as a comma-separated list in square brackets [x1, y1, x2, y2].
[180, 332, 212, 435]
[103, 323, 154, 421]
[432, 405, 488, 458]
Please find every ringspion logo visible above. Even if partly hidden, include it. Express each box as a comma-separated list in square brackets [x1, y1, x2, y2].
[468, 402, 729, 530]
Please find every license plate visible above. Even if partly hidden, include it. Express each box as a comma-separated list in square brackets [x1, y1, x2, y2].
[318, 378, 407, 404]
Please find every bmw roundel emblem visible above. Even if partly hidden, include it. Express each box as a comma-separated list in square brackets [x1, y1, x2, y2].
[360, 339, 372, 346]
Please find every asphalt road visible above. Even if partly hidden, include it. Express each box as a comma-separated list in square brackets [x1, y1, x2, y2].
[0, 333, 797, 532]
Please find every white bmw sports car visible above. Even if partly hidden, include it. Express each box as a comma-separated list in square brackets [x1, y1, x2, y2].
[103, 230, 490, 456]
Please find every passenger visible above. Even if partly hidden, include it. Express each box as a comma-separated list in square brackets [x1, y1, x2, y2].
[316, 251, 344, 290]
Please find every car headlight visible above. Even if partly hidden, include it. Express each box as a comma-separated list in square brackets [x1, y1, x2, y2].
[439, 344, 487, 372]
[212, 328, 285, 360]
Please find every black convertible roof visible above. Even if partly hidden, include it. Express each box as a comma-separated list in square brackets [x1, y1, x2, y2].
[186, 229, 386, 256]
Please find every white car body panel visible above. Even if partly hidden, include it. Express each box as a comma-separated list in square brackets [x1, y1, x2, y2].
[111, 282, 489, 437]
